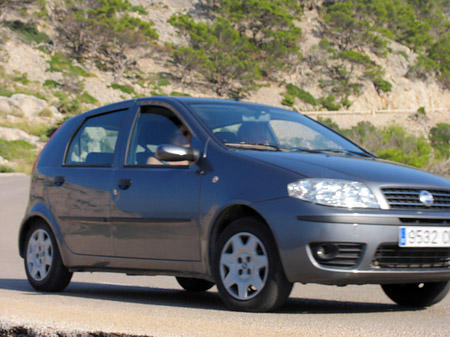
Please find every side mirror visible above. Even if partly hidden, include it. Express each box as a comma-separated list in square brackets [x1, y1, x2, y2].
[156, 144, 200, 163]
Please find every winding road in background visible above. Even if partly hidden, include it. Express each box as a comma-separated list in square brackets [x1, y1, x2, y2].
[0, 174, 449, 336]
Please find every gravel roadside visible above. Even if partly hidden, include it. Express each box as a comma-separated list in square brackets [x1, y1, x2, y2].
[0, 322, 147, 337]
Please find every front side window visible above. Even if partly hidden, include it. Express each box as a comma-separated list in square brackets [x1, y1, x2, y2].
[65, 110, 126, 166]
[126, 107, 191, 166]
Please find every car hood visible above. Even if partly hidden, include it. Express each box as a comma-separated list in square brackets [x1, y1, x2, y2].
[239, 151, 450, 188]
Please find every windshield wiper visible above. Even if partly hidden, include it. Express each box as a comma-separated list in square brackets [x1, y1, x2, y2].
[291, 147, 322, 154]
[225, 143, 371, 157]
[317, 148, 373, 157]
[225, 142, 284, 152]
[292, 148, 372, 157]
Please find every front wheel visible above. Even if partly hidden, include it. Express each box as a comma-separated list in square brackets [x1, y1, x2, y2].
[381, 281, 450, 307]
[24, 221, 72, 292]
[213, 217, 292, 312]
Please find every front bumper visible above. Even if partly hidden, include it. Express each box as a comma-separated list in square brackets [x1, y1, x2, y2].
[253, 198, 450, 285]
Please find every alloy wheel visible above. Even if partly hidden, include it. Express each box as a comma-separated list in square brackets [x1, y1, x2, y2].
[26, 229, 53, 281]
[219, 232, 269, 300]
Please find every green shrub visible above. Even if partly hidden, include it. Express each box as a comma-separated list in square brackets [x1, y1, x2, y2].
[5, 20, 50, 44]
[365, 69, 392, 92]
[429, 123, 450, 158]
[377, 139, 431, 168]
[54, 91, 85, 115]
[373, 77, 392, 92]
[0, 139, 38, 174]
[286, 84, 317, 106]
[13, 72, 30, 85]
[341, 97, 352, 108]
[157, 78, 170, 87]
[408, 54, 440, 80]
[364, 31, 389, 57]
[377, 125, 431, 167]
[0, 165, 15, 173]
[130, 5, 148, 15]
[281, 94, 295, 107]
[0, 121, 53, 142]
[316, 117, 342, 132]
[319, 94, 341, 111]
[47, 53, 89, 77]
[0, 139, 35, 161]
[0, 89, 14, 97]
[79, 92, 98, 105]
[338, 50, 372, 66]
[410, 106, 427, 121]
[340, 121, 379, 147]
[398, 50, 409, 60]
[43, 79, 62, 89]
[319, 39, 336, 53]
[338, 122, 432, 167]
[108, 83, 136, 95]
[170, 91, 191, 97]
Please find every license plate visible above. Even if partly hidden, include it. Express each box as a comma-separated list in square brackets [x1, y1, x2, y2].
[399, 226, 450, 247]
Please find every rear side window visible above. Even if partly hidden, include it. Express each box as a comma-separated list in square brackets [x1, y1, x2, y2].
[65, 110, 126, 166]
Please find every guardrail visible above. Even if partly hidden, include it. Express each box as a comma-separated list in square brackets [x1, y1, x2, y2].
[303, 108, 450, 117]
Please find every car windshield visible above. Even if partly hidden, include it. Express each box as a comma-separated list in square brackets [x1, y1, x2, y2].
[187, 102, 370, 156]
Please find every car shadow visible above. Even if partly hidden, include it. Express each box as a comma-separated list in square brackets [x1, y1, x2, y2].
[0, 278, 423, 314]
[279, 297, 420, 314]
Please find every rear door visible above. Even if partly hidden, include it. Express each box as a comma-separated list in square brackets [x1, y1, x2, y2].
[46, 109, 127, 256]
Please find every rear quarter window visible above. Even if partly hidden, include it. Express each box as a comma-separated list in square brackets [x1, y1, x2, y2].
[65, 110, 127, 166]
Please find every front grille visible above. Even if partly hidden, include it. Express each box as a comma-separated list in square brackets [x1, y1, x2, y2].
[310, 243, 364, 269]
[372, 244, 450, 269]
[382, 188, 450, 210]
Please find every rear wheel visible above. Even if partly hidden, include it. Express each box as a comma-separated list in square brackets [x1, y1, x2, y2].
[381, 281, 450, 307]
[213, 217, 292, 312]
[24, 221, 72, 292]
[176, 277, 215, 292]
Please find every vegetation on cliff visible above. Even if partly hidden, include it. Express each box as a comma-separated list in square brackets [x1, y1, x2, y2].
[0, 0, 449, 175]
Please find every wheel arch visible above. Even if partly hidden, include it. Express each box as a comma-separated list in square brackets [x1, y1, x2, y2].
[19, 210, 63, 260]
[207, 204, 278, 272]
[207, 204, 293, 311]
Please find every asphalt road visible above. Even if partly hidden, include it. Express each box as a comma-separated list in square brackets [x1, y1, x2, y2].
[0, 174, 449, 336]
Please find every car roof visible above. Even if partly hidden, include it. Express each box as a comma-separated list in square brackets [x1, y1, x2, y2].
[77, 96, 283, 120]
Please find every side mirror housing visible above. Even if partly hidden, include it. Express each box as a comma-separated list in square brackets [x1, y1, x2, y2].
[156, 144, 200, 163]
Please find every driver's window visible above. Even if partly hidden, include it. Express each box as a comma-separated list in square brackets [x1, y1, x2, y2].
[127, 108, 191, 166]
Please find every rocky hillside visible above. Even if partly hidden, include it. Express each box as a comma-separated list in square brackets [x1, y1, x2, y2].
[0, 0, 450, 173]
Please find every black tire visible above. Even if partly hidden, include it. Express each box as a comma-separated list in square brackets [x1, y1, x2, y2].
[381, 281, 450, 307]
[24, 221, 72, 292]
[213, 217, 293, 312]
[176, 277, 215, 292]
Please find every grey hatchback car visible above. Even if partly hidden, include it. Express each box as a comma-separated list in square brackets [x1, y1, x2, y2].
[20, 97, 450, 312]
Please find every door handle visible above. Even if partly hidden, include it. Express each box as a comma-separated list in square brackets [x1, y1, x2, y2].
[118, 178, 132, 190]
[54, 175, 65, 186]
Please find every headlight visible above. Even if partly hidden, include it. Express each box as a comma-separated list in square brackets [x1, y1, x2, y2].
[287, 179, 380, 208]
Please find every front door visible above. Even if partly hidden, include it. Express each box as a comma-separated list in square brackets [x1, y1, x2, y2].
[110, 106, 202, 261]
